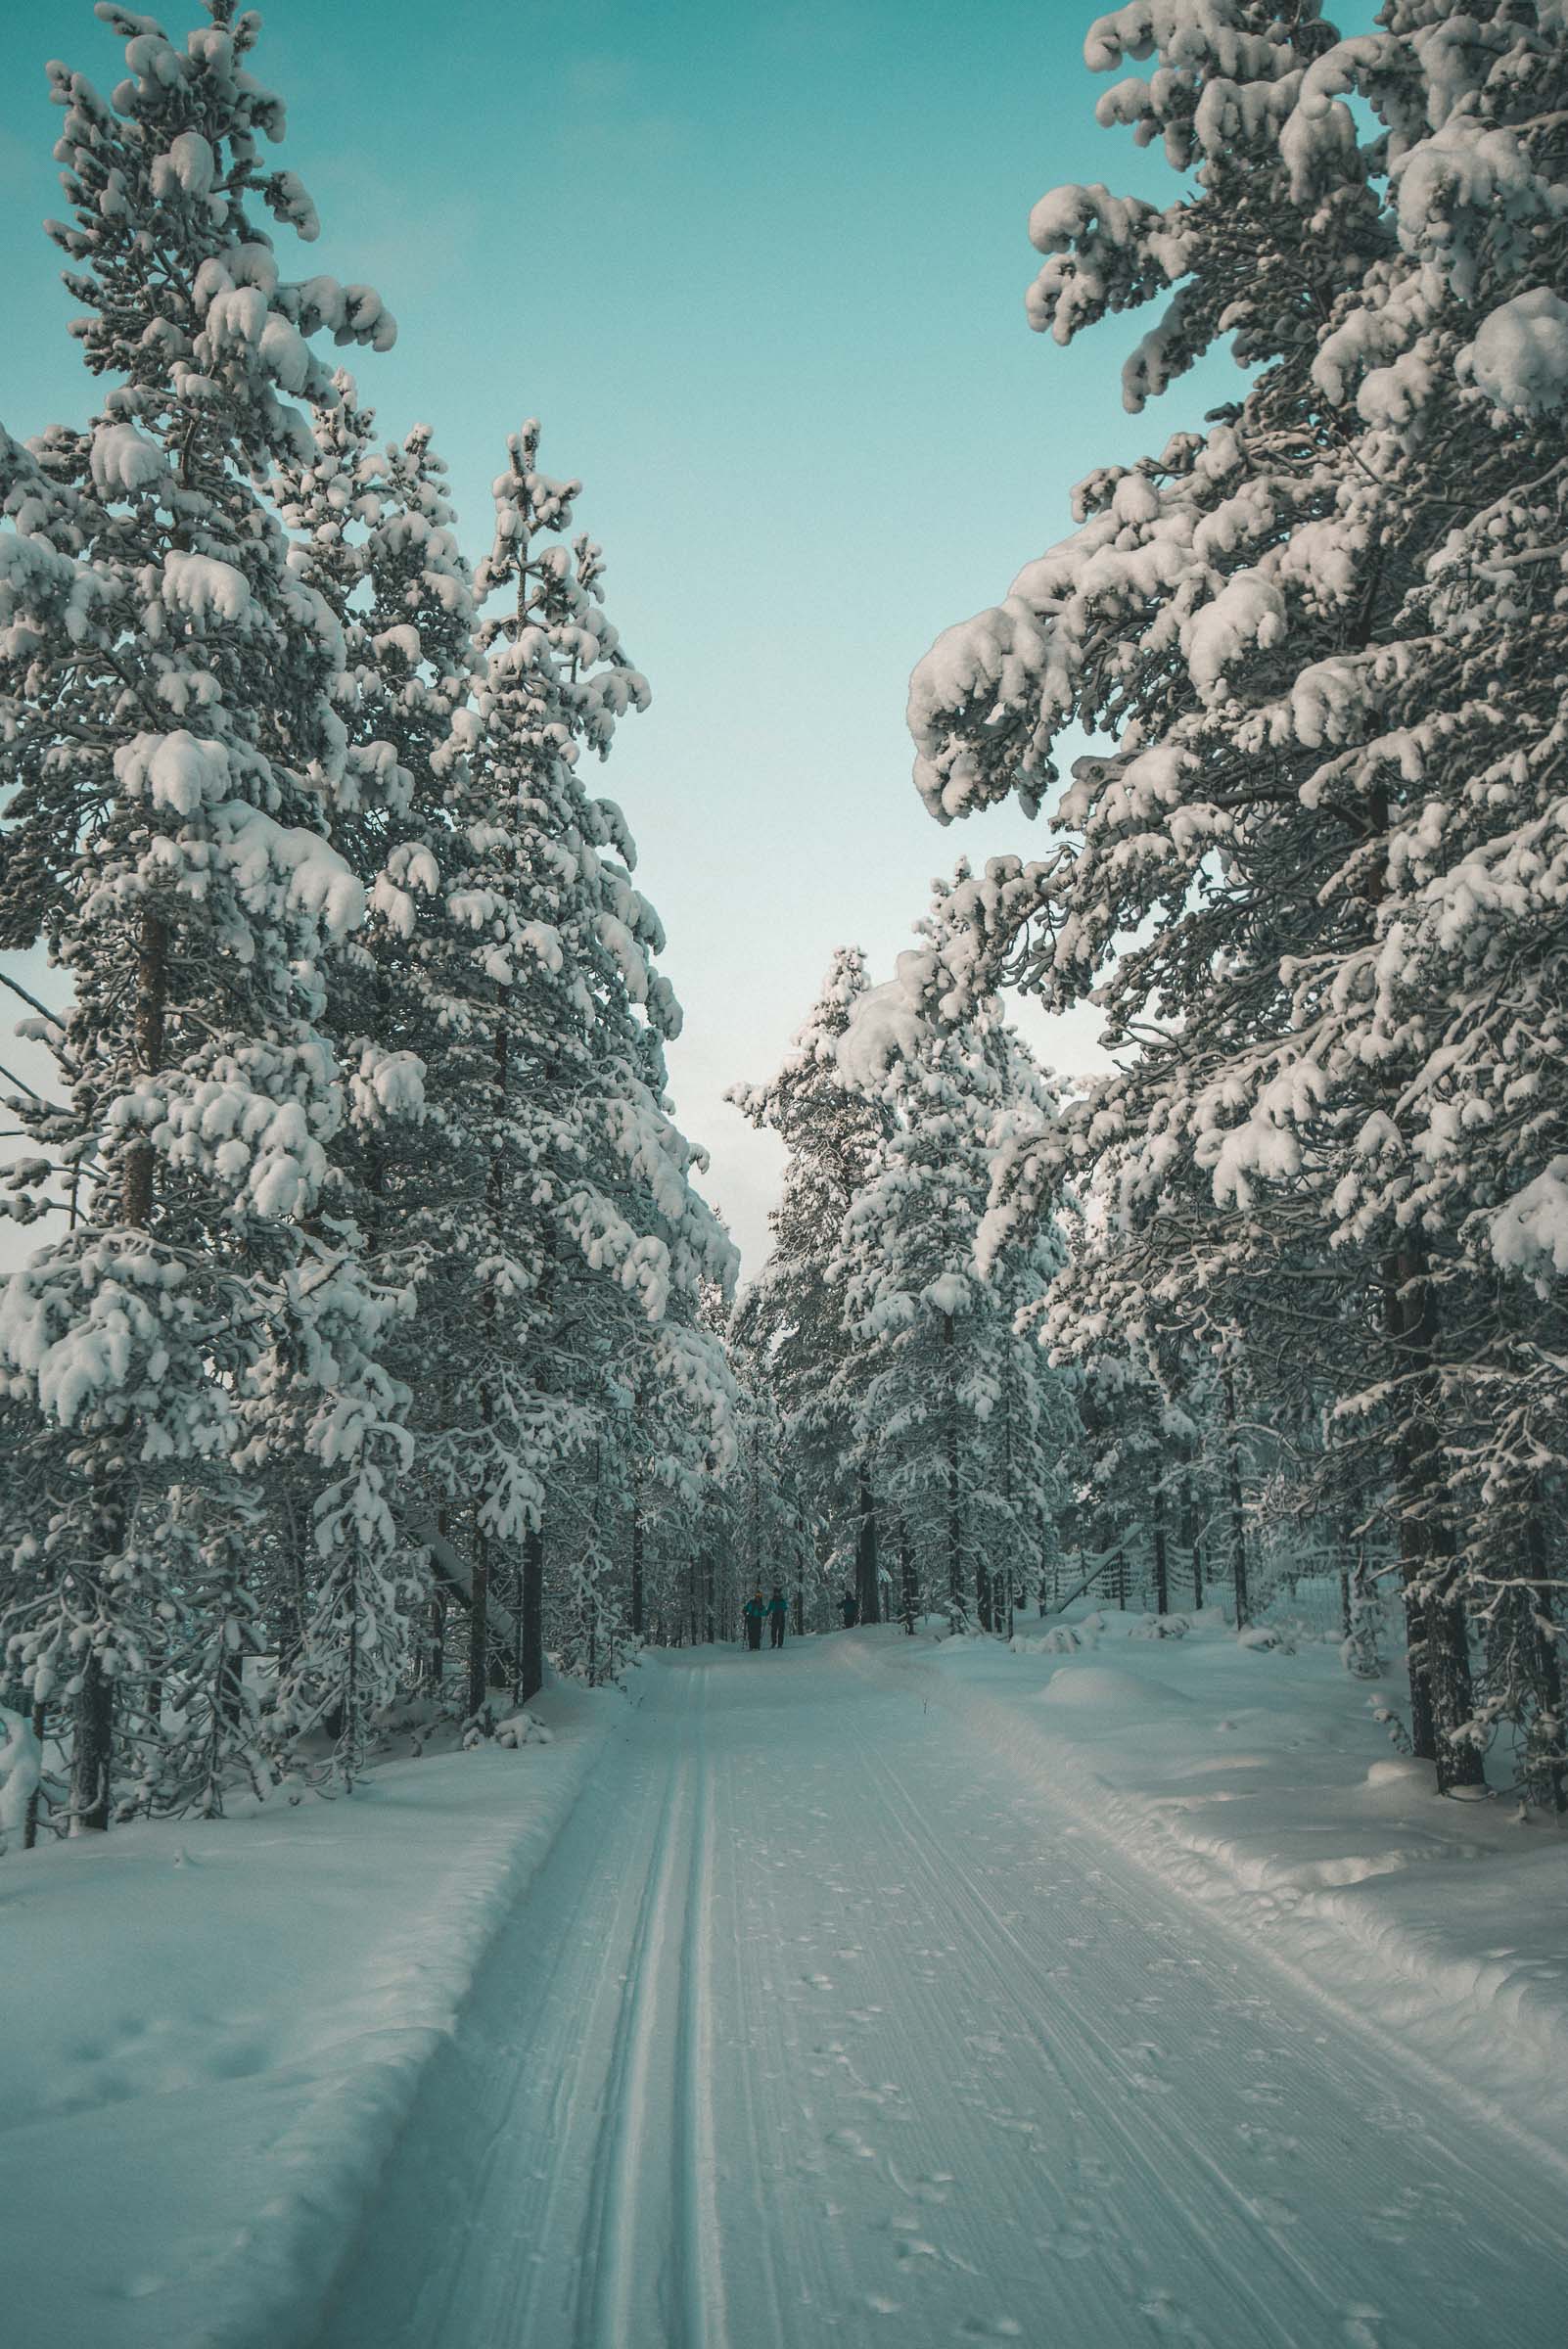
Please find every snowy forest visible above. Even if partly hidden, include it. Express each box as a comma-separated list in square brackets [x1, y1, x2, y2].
[5, 2, 1568, 2343]
[5, 0, 1564, 1838]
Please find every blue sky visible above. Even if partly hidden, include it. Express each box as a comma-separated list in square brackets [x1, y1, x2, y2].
[0, 0, 1243, 1273]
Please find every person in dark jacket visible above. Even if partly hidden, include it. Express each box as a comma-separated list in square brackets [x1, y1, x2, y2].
[840, 1589, 858, 1629]
[767, 1585, 788, 1647]
[743, 1588, 767, 1650]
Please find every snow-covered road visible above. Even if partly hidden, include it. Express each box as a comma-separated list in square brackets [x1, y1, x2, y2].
[311, 1639, 1568, 2349]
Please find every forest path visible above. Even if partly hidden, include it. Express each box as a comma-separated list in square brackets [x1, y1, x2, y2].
[309, 1636, 1568, 2349]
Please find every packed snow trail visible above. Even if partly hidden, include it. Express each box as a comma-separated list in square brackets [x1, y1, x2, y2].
[311, 1640, 1568, 2349]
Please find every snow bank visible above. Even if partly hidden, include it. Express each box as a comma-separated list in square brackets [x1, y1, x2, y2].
[0, 1685, 618, 2348]
[1040, 1660, 1191, 1709]
[842, 1618, 1568, 2175]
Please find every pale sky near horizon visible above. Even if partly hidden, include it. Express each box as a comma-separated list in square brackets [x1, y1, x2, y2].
[0, 0, 1244, 1278]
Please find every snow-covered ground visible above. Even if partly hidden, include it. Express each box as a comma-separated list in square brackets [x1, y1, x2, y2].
[0, 1684, 617, 2349]
[875, 1602, 1568, 2168]
[5, 1627, 1566, 2348]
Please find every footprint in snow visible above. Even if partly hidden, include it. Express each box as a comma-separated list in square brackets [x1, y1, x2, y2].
[1138, 2287, 1214, 2343]
[1038, 2216, 1100, 2261]
[1342, 2309, 1414, 2349]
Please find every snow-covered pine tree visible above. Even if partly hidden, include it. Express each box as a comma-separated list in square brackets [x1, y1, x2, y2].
[833, 911, 1072, 1636]
[410, 421, 732, 1716]
[258, 383, 485, 1757]
[725, 1328, 816, 1632]
[0, 0, 402, 1820]
[730, 949, 895, 1624]
[893, 0, 1568, 1791]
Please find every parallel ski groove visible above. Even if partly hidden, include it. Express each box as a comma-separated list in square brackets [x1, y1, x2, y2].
[578, 1724, 692, 2349]
[675, 1668, 727, 2349]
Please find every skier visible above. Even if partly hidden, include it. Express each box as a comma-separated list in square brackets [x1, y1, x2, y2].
[744, 1588, 767, 1650]
[840, 1589, 858, 1629]
[767, 1585, 788, 1648]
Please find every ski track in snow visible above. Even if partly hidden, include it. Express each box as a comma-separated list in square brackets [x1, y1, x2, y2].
[309, 1643, 1568, 2349]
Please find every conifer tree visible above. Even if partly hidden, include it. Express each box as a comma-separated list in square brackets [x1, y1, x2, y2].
[834, 953, 1071, 1635]
[895, 0, 1568, 1789]
[0, 0, 401, 1819]
[731, 950, 894, 1621]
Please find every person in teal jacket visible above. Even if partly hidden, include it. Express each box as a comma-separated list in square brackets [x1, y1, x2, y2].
[766, 1585, 788, 1647]
[743, 1588, 767, 1650]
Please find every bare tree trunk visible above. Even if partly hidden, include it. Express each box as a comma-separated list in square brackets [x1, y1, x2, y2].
[427, 1589, 446, 1696]
[1152, 1471, 1170, 1618]
[856, 1468, 881, 1627]
[467, 1524, 489, 1719]
[1382, 1248, 1483, 1790]
[23, 1696, 46, 1850]
[74, 910, 170, 1831]
[943, 1313, 962, 1625]
[521, 1522, 544, 1706]
[277, 1488, 309, 1686]
[1182, 1476, 1204, 1607]
[630, 1472, 645, 1640]
[70, 1657, 114, 1834]
[1222, 1363, 1250, 1630]
[122, 909, 166, 1229]
[1523, 1502, 1565, 1815]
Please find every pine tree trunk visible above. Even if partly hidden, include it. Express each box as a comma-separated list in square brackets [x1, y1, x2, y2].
[23, 1696, 46, 1850]
[630, 1479, 645, 1639]
[473, 1011, 511, 1718]
[521, 1522, 544, 1706]
[1182, 1477, 1204, 1607]
[1522, 1503, 1564, 1814]
[1152, 1473, 1170, 1617]
[1222, 1364, 1250, 1629]
[427, 1589, 446, 1695]
[976, 1557, 992, 1634]
[71, 910, 172, 1832]
[122, 908, 167, 1229]
[70, 1658, 114, 1833]
[944, 1313, 961, 1624]
[468, 1528, 489, 1719]
[340, 1597, 360, 1788]
[857, 1468, 881, 1626]
[1382, 1247, 1483, 1792]
[900, 1528, 917, 1635]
